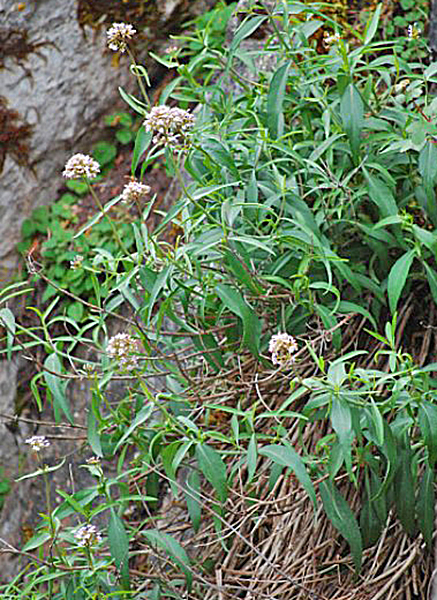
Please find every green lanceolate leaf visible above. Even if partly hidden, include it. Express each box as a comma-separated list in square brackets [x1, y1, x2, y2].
[387, 249, 415, 314]
[108, 509, 130, 590]
[267, 63, 290, 139]
[259, 444, 316, 508]
[143, 530, 192, 590]
[132, 127, 152, 175]
[0, 307, 15, 360]
[363, 3, 382, 45]
[44, 354, 73, 424]
[196, 443, 227, 503]
[394, 448, 416, 536]
[216, 283, 261, 356]
[419, 141, 437, 189]
[365, 172, 398, 218]
[319, 479, 363, 573]
[417, 465, 435, 550]
[418, 400, 437, 466]
[184, 470, 202, 533]
[340, 84, 364, 162]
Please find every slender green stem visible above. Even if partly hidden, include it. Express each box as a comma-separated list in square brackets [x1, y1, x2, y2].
[86, 180, 128, 254]
[127, 47, 151, 110]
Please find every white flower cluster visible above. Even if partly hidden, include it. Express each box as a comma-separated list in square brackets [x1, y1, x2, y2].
[74, 524, 102, 547]
[269, 333, 298, 367]
[407, 23, 420, 39]
[70, 254, 84, 270]
[106, 332, 139, 371]
[25, 435, 50, 452]
[63, 154, 100, 180]
[121, 179, 151, 204]
[107, 22, 136, 52]
[143, 106, 195, 148]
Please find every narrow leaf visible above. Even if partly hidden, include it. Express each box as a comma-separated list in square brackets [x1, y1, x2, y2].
[387, 250, 415, 314]
[267, 63, 290, 139]
[143, 530, 192, 590]
[108, 509, 130, 590]
[259, 444, 316, 508]
[196, 443, 227, 503]
[320, 479, 363, 572]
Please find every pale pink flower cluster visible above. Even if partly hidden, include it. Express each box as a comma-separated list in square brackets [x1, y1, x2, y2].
[269, 333, 298, 367]
[74, 524, 102, 547]
[63, 154, 100, 180]
[25, 435, 50, 452]
[107, 332, 139, 370]
[107, 22, 136, 52]
[121, 179, 151, 204]
[143, 106, 195, 148]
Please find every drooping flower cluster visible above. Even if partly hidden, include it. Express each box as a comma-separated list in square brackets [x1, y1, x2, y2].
[106, 332, 139, 371]
[106, 22, 136, 52]
[143, 106, 195, 149]
[269, 333, 298, 367]
[74, 524, 102, 547]
[25, 435, 50, 452]
[63, 154, 100, 180]
[121, 179, 151, 204]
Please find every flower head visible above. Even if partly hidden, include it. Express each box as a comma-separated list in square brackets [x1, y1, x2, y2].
[25, 435, 50, 452]
[121, 179, 151, 204]
[407, 23, 421, 39]
[107, 332, 139, 371]
[269, 333, 298, 367]
[70, 254, 84, 270]
[74, 524, 102, 547]
[63, 154, 100, 180]
[143, 105, 195, 149]
[107, 22, 136, 52]
[86, 456, 101, 465]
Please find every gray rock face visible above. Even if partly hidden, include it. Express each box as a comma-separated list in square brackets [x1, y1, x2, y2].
[0, 0, 133, 280]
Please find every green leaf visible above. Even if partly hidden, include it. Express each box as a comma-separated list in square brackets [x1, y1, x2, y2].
[319, 479, 363, 572]
[230, 15, 268, 50]
[365, 172, 398, 218]
[44, 354, 73, 424]
[22, 529, 52, 552]
[118, 86, 147, 115]
[330, 397, 354, 474]
[419, 141, 437, 189]
[143, 530, 192, 590]
[73, 194, 122, 238]
[195, 443, 227, 503]
[108, 509, 130, 590]
[364, 3, 382, 45]
[183, 470, 202, 533]
[387, 250, 415, 314]
[418, 400, 437, 467]
[246, 434, 257, 484]
[216, 283, 261, 356]
[417, 465, 435, 550]
[114, 403, 154, 453]
[267, 63, 289, 139]
[87, 406, 102, 458]
[424, 262, 437, 304]
[340, 84, 364, 161]
[0, 307, 15, 360]
[394, 448, 416, 536]
[259, 444, 316, 508]
[132, 128, 152, 175]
